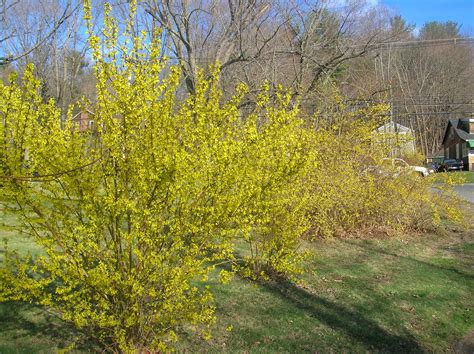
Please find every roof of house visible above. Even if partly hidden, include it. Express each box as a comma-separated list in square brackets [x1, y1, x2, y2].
[441, 118, 474, 145]
[72, 109, 95, 121]
[427, 149, 444, 158]
[375, 122, 412, 134]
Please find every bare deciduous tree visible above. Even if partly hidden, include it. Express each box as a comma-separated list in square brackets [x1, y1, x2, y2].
[344, 19, 474, 155]
[141, 0, 401, 103]
[0, 0, 78, 63]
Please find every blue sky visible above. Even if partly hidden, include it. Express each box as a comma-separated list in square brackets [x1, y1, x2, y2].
[381, 0, 474, 34]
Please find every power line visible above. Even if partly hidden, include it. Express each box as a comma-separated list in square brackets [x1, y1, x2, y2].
[348, 95, 474, 101]
[394, 111, 474, 116]
[376, 37, 474, 49]
[160, 37, 474, 62]
[349, 101, 474, 106]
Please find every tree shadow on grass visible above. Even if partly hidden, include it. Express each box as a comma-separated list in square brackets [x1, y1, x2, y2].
[342, 239, 474, 281]
[257, 278, 423, 353]
[0, 301, 97, 352]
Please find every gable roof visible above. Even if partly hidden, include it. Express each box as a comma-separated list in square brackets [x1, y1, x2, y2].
[441, 118, 474, 145]
[375, 122, 412, 134]
[72, 109, 95, 121]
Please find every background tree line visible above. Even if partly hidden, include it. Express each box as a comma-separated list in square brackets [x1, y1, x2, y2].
[1, 0, 473, 155]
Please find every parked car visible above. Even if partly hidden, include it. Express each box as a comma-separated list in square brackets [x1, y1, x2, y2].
[365, 158, 430, 177]
[382, 158, 430, 177]
[439, 159, 464, 172]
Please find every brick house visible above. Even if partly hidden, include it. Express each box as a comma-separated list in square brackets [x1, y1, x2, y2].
[440, 118, 474, 171]
[72, 109, 95, 132]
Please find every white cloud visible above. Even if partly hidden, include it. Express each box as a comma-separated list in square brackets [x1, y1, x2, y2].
[412, 26, 421, 37]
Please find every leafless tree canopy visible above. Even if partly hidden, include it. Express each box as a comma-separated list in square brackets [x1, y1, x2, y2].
[140, 0, 408, 99]
[344, 19, 474, 155]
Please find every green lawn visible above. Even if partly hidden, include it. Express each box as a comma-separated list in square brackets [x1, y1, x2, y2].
[181, 229, 473, 353]
[0, 208, 44, 261]
[1, 209, 473, 352]
[430, 171, 474, 184]
[462, 171, 474, 183]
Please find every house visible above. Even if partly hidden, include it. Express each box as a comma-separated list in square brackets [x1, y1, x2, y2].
[72, 109, 95, 132]
[426, 150, 444, 165]
[375, 122, 416, 156]
[440, 118, 474, 171]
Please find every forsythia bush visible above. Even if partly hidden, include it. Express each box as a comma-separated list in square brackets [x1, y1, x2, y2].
[229, 86, 314, 279]
[0, 1, 311, 350]
[305, 93, 463, 238]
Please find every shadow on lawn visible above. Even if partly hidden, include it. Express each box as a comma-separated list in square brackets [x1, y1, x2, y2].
[343, 239, 474, 280]
[258, 278, 422, 352]
[0, 302, 95, 351]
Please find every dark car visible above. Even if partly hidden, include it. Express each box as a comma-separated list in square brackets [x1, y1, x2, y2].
[439, 159, 464, 172]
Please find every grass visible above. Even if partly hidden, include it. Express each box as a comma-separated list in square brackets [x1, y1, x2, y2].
[0, 303, 86, 354]
[461, 171, 474, 183]
[0, 207, 473, 352]
[430, 171, 474, 184]
[0, 208, 44, 261]
[179, 228, 473, 353]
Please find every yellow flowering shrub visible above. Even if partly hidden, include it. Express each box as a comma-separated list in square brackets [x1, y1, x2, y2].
[225, 85, 314, 279]
[305, 93, 463, 238]
[0, 1, 311, 350]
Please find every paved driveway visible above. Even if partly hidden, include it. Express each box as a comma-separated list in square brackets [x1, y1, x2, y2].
[453, 183, 474, 204]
